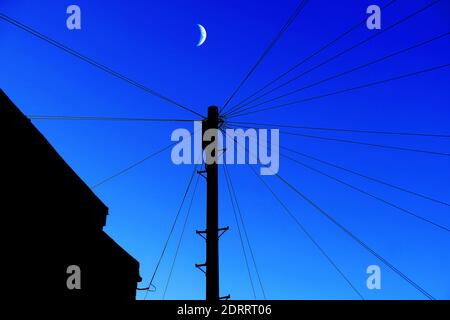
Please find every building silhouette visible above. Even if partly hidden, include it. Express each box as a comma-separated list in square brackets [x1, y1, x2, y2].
[1, 89, 141, 302]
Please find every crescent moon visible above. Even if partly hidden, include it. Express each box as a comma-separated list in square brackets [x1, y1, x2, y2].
[197, 24, 207, 47]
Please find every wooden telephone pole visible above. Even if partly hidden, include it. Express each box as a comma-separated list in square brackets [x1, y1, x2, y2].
[196, 106, 229, 301]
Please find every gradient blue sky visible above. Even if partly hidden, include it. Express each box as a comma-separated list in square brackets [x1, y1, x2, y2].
[1, 0, 449, 300]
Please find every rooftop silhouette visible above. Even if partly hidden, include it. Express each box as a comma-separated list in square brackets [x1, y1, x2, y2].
[1, 89, 141, 302]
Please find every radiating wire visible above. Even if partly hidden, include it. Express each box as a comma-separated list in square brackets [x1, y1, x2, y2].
[229, 129, 442, 300]
[226, 123, 450, 206]
[279, 130, 450, 157]
[162, 174, 201, 299]
[227, 130, 439, 299]
[223, 0, 399, 116]
[223, 164, 257, 299]
[281, 146, 450, 207]
[227, 30, 450, 116]
[248, 165, 364, 299]
[28, 115, 197, 122]
[226, 0, 442, 117]
[229, 124, 450, 157]
[92, 128, 202, 189]
[226, 121, 450, 138]
[221, 0, 309, 112]
[225, 125, 450, 232]
[0, 12, 204, 118]
[274, 173, 436, 300]
[143, 164, 199, 299]
[91, 142, 177, 189]
[227, 63, 450, 118]
[280, 153, 450, 233]
[224, 163, 267, 299]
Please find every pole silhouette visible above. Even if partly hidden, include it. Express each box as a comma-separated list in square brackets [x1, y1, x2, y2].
[205, 106, 219, 301]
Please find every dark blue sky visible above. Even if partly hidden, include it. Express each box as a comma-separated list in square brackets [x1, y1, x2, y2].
[1, 0, 449, 299]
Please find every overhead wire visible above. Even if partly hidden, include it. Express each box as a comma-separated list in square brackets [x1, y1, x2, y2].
[0, 12, 204, 118]
[227, 131, 436, 299]
[143, 164, 199, 299]
[226, 63, 450, 118]
[162, 174, 201, 299]
[225, 0, 442, 117]
[225, 124, 450, 231]
[224, 163, 267, 299]
[28, 115, 198, 122]
[221, 0, 310, 112]
[223, 0, 399, 116]
[227, 31, 450, 116]
[223, 163, 257, 299]
[248, 165, 364, 299]
[226, 121, 450, 138]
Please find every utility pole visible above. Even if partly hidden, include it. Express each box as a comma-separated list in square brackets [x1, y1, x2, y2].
[196, 106, 229, 301]
[205, 106, 219, 301]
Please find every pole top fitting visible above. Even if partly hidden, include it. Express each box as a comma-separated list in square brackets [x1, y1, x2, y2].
[208, 106, 219, 118]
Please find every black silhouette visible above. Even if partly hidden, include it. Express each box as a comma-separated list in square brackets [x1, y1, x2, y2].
[1, 89, 141, 302]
